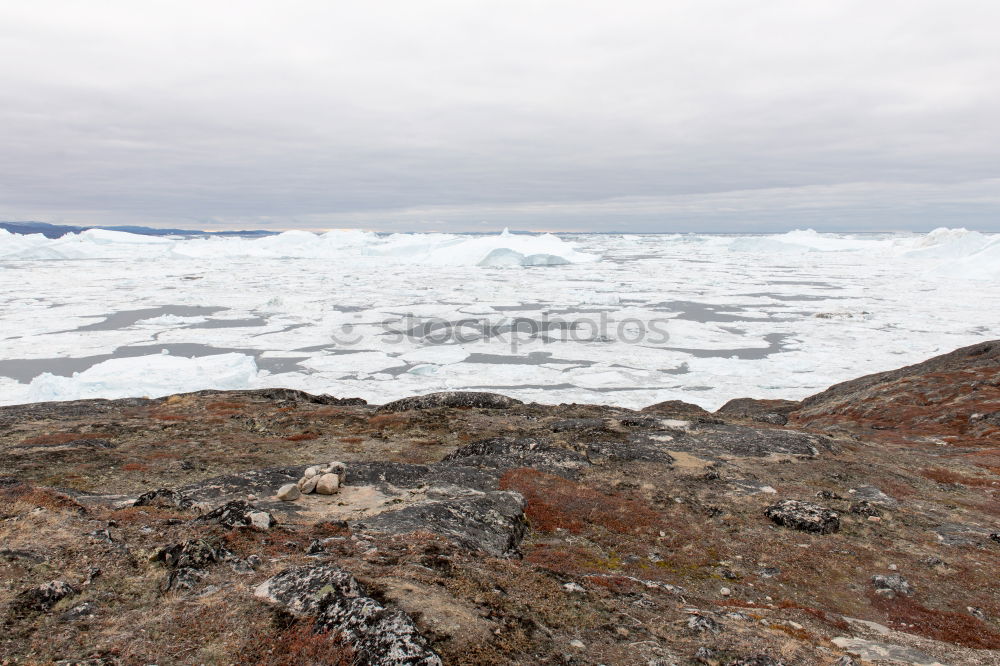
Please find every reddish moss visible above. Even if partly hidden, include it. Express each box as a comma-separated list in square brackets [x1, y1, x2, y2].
[523, 543, 600, 574]
[367, 413, 411, 429]
[0, 483, 85, 513]
[151, 412, 187, 422]
[499, 468, 658, 535]
[236, 620, 353, 665]
[870, 593, 1000, 649]
[920, 467, 999, 487]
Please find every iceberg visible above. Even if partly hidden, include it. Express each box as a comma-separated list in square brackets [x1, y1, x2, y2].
[0, 227, 597, 266]
[26, 353, 261, 402]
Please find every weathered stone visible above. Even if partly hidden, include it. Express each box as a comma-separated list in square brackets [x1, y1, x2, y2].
[315, 473, 340, 495]
[831, 637, 942, 665]
[276, 483, 300, 501]
[7, 580, 76, 619]
[872, 573, 913, 597]
[153, 539, 226, 569]
[326, 461, 347, 484]
[641, 399, 712, 418]
[377, 391, 522, 413]
[60, 601, 97, 622]
[934, 522, 993, 546]
[303, 466, 320, 478]
[647, 422, 835, 460]
[850, 485, 898, 508]
[354, 491, 527, 557]
[297, 475, 318, 493]
[686, 613, 722, 633]
[752, 412, 788, 426]
[765, 499, 840, 534]
[715, 398, 800, 420]
[251, 388, 366, 405]
[133, 487, 193, 509]
[850, 500, 883, 517]
[197, 500, 275, 530]
[255, 565, 441, 665]
[162, 567, 208, 592]
[0, 549, 47, 564]
[443, 436, 591, 476]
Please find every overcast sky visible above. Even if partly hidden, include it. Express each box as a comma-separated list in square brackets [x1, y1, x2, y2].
[2, 1, 999, 232]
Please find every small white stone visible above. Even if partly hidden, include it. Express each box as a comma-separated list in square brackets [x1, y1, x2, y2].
[315, 473, 340, 495]
[298, 476, 318, 494]
[562, 582, 585, 593]
[276, 484, 300, 501]
[569, 640, 585, 649]
[248, 511, 273, 531]
[720, 587, 732, 596]
[888, 563, 897, 570]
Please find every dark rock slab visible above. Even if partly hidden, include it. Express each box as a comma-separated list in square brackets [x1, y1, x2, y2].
[196, 500, 275, 530]
[934, 522, 994, 546]
[376, 391, 522, 413]
[353, 491, 527, 557]
[765, 500, 840, 534]
[248, 388, 367, 405]
[443, 437, 590, 477]
[153, 539, 229, 569]
[715, 398, 800, 419]
[255, 565, 442, 665]
[872, 573, 913, 597]
[134, 487, 194, 509]
[850, 485, 898, 508]
[653, 423, 835, 459]
[181, 467, 307, 502]
[6, 581, 77, 622]
[593, 437, 676, 464]
[641, 399, 712, 418]
[0, 549, 47, 564]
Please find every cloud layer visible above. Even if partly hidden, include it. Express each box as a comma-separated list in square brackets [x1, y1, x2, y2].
[2, 1, 999, 231]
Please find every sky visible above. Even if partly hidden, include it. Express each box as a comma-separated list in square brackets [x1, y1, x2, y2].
[1, 1, 999, 233]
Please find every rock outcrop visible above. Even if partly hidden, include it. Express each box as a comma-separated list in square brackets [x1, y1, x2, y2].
[255, 565, 442, 665]
[1, 342, 999, 664]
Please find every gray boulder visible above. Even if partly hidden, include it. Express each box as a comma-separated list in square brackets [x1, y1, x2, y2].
[871, 573, 913, 597]
[255, 565, 441, 666]
[765, 499, 840, 534]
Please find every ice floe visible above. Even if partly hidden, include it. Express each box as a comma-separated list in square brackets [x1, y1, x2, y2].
[0, 227, 997, 408]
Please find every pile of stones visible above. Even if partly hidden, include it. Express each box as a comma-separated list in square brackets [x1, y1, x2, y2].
[276, 462, 347, 501]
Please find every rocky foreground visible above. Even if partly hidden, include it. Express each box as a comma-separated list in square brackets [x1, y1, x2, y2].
[1, 342, 998, 665]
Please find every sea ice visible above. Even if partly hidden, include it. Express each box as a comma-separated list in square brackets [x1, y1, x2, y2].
[0, 227, 997, 409]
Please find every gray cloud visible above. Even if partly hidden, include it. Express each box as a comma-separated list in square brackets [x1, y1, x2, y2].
[1, 1, 999, 231]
